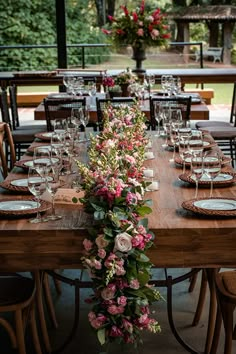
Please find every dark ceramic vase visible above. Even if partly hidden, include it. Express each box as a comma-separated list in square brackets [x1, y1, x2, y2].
[132, 46, 147, 74]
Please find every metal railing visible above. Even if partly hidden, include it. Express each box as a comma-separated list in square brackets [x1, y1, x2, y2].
[0, 42, 203, 71]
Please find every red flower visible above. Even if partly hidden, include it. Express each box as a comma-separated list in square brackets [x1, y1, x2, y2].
[140, 0, 145, 14]
[162, 33, 171, 39]
[152, 8, 161, 19]
[116, 29, 125, 35]
[120, 5, 129, 16]
[132, 12, 138, 22]
[102, 28, 111, 35]
[108, 15, 115, 22]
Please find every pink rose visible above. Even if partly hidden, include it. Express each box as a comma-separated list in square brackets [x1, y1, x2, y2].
[110, 325, 123, 337]
[101, 285, 116, 300]
[151, 29, 159, 39]
[98, 248, 106, 259]
[130, 279, 140, 289]
[117, 295, 127, 306]
[137, 28, 144, 36]
[83, 238, 93, 251]
[122, 318, 133, 333]
[114, 232, 132, 253]
[107, 305, 124, 315]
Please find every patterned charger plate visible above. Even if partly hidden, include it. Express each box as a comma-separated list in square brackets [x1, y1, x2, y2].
[174, 155, 231, 168]
[0, 197, 51, 217]
[182, 197, 236, 217]
[179, 172, 236, 187]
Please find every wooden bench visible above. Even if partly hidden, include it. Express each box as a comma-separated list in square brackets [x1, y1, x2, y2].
[184, 88, 214, 104]
[195, 47, 223, 63]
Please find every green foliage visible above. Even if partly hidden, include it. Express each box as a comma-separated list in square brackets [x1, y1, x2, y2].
[0, 0, 110, 71]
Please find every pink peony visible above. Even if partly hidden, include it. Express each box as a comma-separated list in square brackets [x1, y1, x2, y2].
[137, 28, 144, 36]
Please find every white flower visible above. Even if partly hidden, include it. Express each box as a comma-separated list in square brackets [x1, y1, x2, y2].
[114, 232, 133, 253]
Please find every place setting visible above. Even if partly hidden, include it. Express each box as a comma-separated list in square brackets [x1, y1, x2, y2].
[181, 150, 236, 217]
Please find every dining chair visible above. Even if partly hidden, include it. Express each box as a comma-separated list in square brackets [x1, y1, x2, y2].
[0, 273, 42, 354]
[149, 95, 192, 130]
[43, 96, 86, 131]
[96, 97, 137, 130]
[0, 122, 16, 179]
[0, 88, 46, 161]
[196, 82, 236, 129]
[9, 85, 47, 132]
[210, 269, 236, 354]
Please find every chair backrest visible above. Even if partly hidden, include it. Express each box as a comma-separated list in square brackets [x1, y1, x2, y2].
[149, 96, 191, 130]
[0, 90, 12, 128]
[0, 122, 16, 179]
[43, 97, 86, 131]
[96, 97, 137, 130]
[9, 85, 20, 130]
[230, 82, 236, 126]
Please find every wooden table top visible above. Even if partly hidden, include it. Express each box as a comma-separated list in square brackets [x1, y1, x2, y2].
[34, 97, 209, 121]
[0, 135, 235, 272]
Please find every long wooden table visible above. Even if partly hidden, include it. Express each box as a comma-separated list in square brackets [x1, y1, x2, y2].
[34, 98, 209, 121]
[0, 137, 235, 272]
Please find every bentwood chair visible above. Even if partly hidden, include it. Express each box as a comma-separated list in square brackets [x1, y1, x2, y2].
[43, 96, 86, 131]
[0, 122, 16, 179]
[0, 273, 42, 354]
[149, 95, 192, 130]
[96, 97, 137, 130]
[210, 269, 236, 354]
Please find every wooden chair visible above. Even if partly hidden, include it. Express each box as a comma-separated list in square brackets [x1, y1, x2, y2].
[210, 269, 236, 354]
[149, 95, 192, 130]
[196, 82, 236, 129]
[43, 96, 86, 131]
[0, 122, 16, 179]
[96, 97, 137, 130]
[196, 83, 236, 166]
[0, 88, 46, 160]
[0, 273, 42, 354]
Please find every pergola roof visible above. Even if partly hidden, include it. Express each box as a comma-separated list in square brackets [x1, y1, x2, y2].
[169, 5, 236, 22]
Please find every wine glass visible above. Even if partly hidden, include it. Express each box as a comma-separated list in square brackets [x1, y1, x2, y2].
[45, 167, 62, 221]
[80, 107, 90, 141]
[88, 81, 97, 107]
[203, 150, 222, 198]
[161, 104, 171, 148]
[154, 103, 163, 137]
[188, 130, 204, 157]
[169, 120, 183, 163]
[63, 73, 75, 94]
[33, 146, 52, 177]
[28, 167, 47, 224]
[161, 75, 173, 96]
[178, 135, 191, 174]
[191, 152, 204, 199]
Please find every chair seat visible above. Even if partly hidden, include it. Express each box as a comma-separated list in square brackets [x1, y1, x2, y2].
[200, 126, 236, 139]
[221, 271, 236, 297]
[16, 123, 46, 131]
[12, 128, 42, 143]
[196, 121, 233, 129]
[0, 275, 35, 306]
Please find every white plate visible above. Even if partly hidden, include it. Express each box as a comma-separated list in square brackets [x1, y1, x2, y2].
[0, 200, 39, 211]
[41, 132, 53, 138]
[10, 176, 53, 187]
[200, 173, 233, 182]
[24, 158, 58, 167]
[194, 199, 236, 211]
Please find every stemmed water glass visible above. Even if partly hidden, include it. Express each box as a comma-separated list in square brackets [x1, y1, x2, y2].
[161, 75, 173, 96]
[28, 166, 47, 224]
[45, 167, 62, 221]
[161, 104, 171, 148]
[191, 152, 204, 199]
[88, 81, 97, 106]
[178, 131, 192, 174]
[203, 150, 222, 198]
[80, 107, 90, 141]
[33, 146, 52, 177]
[153, 103, 164, 137]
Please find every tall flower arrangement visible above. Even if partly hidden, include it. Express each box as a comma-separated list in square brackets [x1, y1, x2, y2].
[75, 104, 161, 349]
[102, 0, 170, 49]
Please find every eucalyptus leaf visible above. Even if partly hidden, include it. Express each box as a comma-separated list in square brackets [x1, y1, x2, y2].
[97, 328, 106, 345]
